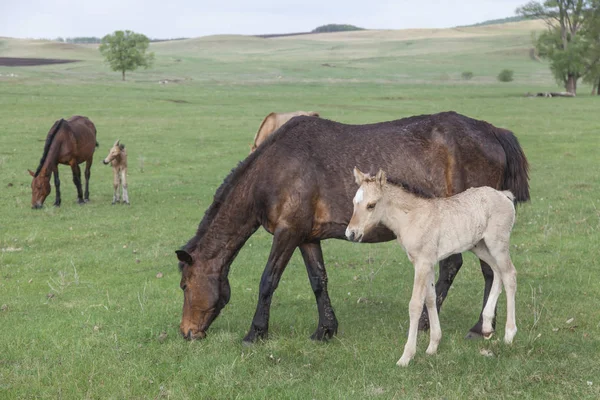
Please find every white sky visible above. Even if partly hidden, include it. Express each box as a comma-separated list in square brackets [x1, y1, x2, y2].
[0, 0, 527, 39]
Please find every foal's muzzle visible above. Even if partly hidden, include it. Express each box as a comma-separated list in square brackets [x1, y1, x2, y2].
[345, 228, 363, 242]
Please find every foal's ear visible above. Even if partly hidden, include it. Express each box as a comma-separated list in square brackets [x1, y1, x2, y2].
[113, 139, 120, 147]
[175, 250, 193, 265]
[353, 167, 365, 185]
[28, 169, 36, 177]
[375, 169, 387, 187]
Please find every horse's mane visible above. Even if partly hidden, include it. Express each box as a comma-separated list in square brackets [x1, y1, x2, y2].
[385, 177, 435, 199]
[181, 143, 264, 259]
[34, 119, 65, 177]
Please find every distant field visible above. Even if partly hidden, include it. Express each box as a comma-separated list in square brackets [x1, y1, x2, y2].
[1, 21, 599, 399]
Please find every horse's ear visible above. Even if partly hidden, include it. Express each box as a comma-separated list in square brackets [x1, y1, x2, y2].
[113, 139, 120, 147]
[28, 169, 35, 177]
[353, 167, 365, 185]
[376, 169, 387, 187]
[119, 143, 125, 150]
[175, 250, 193, 265]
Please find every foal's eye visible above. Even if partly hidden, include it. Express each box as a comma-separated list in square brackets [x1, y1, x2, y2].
[366, 202, 376, 210]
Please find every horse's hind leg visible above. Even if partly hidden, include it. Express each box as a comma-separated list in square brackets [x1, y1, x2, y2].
[299, 241, 338, 340]
[243, 227, 301, 343]
[71, 163, 85, 204]
[53, 167, 61, 207]
[419, 253, 463, 331]
[83, 159, 92, 202]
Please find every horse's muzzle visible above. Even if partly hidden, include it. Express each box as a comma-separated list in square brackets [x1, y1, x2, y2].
[182, 329, 206, 341]
[102, 160, 109, 165]
[32, 203, 43, 210]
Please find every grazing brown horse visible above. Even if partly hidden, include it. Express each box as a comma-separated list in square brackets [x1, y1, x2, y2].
[176, 111, 529, 344]
[102, 139, 129, 205]
[28, 116, 98, 209]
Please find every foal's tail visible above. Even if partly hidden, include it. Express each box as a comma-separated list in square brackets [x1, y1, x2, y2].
[493, 128, 530, 204]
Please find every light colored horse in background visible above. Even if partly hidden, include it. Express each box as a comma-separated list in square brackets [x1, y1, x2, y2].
[102, 139, 129, 205]
[249, 111, 319, 153]
[346, 168, 517, 367]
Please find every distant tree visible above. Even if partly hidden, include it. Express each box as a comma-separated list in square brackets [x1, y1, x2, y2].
[582, 0, 600, 94]
[516, 0, 594, 94]
[497, 69, 515, 82]
[99, 30, 154, 81]
[461, 71, 474, 80]
[312, 24, 364, 33]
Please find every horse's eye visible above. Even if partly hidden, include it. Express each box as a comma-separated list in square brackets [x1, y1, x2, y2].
[180, 284, 187, 291]
[366, 202, 376, 210]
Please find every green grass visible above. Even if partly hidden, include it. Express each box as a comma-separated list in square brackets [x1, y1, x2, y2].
[1, 21, 600, 399]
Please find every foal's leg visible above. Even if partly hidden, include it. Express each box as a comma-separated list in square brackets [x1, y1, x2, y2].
[70, 162, 85, 204]
[419, 254, 462, 331]
[53, 167, 61, 207]
[471, 244, 502, 339]
[83, 159, 92, 202]
[244, 228, 301, 343]
[112, 167, 119, 204]
[486, 242, 518, 344]
[466, 261, 496, 339]
[121, 168, 130, 205]
[425, 267, 442, 356]
[398, 261, 431, 367]
[299, 241, 338, 340]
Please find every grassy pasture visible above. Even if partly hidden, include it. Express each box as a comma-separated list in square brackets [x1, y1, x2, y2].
[1, 21, 599, 399]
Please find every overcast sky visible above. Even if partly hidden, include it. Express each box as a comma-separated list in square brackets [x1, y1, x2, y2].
[0, 0, 527, 39]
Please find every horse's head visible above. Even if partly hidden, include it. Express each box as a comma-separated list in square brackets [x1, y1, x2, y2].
[103, 140, 124, 165]
[346, 167, 387, 242]
[28, 169, 51, 209]
[175, 249, 231, 340]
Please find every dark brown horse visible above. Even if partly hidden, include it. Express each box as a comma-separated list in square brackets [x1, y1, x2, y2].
[176, 111, 530, 343]
[28, 116, 98, 209]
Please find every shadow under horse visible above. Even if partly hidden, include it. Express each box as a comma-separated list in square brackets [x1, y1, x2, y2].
[28, 116, 98, 208]
[176, 111, 530, 343]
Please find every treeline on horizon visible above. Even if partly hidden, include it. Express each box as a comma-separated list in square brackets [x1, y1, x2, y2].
[53, 37, 188, 44]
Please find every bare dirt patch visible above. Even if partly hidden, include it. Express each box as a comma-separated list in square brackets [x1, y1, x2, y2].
[0, 57, 80, 67]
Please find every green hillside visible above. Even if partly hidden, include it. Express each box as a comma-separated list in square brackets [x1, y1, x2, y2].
[1, 20, 549, 85]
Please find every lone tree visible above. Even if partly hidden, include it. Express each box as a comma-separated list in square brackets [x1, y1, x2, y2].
[516, 0, 596, 95]
[99, 30, 154, 81]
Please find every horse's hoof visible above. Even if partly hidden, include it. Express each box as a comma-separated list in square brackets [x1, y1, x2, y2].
[310, 325, 337, 341]
[243, 329, 267, 343]
[465, 331, 484, 340]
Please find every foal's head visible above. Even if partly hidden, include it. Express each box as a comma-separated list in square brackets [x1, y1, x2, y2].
[346, 167, 387, 242]
[103, 140, 124, 165]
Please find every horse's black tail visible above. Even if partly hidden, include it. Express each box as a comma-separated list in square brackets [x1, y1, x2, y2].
[492, 128, 530, 204]
[96, 141, 99, 148]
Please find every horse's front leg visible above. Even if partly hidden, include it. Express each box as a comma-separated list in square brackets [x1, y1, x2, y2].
[299, 241, 338, 341]
[53, 167, 61, 207]
[418, 253, 463, 331]
[243, 228, 300, 343]
[70, 163, 85, 204]
[83, 159, 92, 202]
